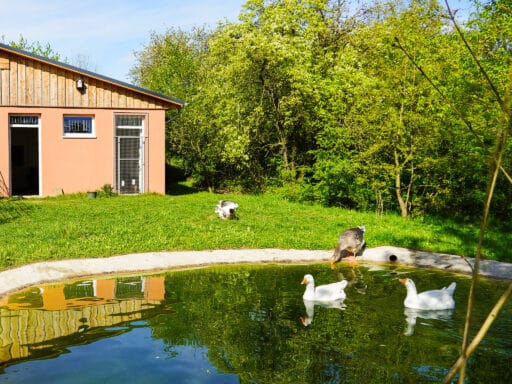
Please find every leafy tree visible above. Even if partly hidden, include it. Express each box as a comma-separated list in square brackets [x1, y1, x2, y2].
[129, 0, 511, 221]
[3, 35, 64, 61]
[307, 0, 450, 216]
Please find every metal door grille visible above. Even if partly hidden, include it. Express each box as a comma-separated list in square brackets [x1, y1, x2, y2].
[115, 116, 144, 194]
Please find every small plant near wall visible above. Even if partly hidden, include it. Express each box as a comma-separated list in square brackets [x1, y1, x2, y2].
[100, 184, 116, 197]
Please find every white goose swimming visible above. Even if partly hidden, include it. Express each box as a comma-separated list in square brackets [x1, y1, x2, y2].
[301, 274, 348, 302]
[399, 278, 456, 310]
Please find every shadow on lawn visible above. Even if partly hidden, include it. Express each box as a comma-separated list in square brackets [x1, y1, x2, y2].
[166, 182, 199, 196]
[0, 198, 33, 224]
[165, 164, 198, 196]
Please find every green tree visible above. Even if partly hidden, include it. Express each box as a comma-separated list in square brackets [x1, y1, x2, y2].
[3, 35, 64, 61]
[308, 0, 451, 216]
[202, 0, 335, 188]
[129, 0, 510, 220]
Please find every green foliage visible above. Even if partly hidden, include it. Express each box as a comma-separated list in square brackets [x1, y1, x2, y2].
[130, 0, 511, 221]
[99, 183, 116, 197]
[3, 35, 64, 61]
[0, 198, 29, 225]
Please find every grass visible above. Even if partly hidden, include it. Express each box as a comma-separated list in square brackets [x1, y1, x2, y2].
[0, 187, 510, 271]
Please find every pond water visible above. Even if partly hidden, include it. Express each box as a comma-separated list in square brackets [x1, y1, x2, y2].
[0, 263, 511, 384]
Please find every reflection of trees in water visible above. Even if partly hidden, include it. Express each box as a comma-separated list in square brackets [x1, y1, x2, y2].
[1, 265, 510, 383]
[148, 264, 511, 384]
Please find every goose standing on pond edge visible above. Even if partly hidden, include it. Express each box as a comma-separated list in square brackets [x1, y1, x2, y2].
[330, 225, 366, 269]
[399, 278, 456, 310]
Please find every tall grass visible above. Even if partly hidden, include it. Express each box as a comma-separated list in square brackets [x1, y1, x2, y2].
[0, 189, 509, 270]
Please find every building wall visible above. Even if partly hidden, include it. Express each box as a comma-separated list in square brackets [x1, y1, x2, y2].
[0, 107, 166, 197]
[0, 45, 179, 197]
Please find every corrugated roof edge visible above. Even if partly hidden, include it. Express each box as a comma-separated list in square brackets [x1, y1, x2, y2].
[0, 42, 186, 108]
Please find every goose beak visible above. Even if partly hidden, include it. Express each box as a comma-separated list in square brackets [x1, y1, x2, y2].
[301, 276, 308, 285]
[399, 278, 407, 284]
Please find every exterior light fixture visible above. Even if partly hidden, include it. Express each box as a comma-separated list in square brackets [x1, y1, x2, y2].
[76, 78, 85, 92]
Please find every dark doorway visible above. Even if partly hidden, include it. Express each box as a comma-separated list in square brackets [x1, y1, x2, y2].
[10, 127, 39, 195]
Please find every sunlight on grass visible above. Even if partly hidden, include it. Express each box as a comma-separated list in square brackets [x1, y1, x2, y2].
[0, 192, 508, 270]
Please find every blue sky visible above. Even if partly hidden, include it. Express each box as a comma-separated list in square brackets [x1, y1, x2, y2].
[1, 0, 475, 84]
[1, 0, 246, 82]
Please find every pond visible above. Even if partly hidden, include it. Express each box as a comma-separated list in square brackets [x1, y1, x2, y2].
[0, 263, 510, 383]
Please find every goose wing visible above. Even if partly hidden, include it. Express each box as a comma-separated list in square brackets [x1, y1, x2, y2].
[314, 281, 347, 301]
[416, 288, 455, 310]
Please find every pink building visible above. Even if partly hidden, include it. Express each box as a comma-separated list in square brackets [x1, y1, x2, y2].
[0, 43, 184, 197]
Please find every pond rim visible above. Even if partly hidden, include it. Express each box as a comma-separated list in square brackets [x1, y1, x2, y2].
[0, 246, 510, 298]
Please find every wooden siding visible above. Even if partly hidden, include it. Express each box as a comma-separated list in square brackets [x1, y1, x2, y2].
[0, 51, 172, 109]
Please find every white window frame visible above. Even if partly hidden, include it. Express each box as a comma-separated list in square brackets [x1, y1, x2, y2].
[63, 115, 96, 138]
[115, 114, 145, 194]
[8, 114, 42, 196]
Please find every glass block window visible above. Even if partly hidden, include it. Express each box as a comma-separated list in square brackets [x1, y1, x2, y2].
[63, 116, 95, 137]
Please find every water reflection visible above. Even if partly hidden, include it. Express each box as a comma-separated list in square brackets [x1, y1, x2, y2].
[0, 264, 510, 384]
[301, 299, 347, 326]
[0, 276, 165, 367]
[334, 265, 368, 295]
[402, 307, 454, 336]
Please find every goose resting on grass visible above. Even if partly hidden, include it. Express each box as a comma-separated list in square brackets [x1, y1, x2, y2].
[399, 278, 456, 310]
[215, 200, 238, 219]
[301, 274, 348, 302]
[330, 225, 366, 268]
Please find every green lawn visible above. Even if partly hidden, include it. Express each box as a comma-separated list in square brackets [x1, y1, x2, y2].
[0, 188, 510, 270]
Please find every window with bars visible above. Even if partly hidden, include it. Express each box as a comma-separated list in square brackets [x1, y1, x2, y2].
[116, 115, 143, 127]
[63, 116, 95, 138]
[9, 115, 39, 126]
[115, 115, 144, 194]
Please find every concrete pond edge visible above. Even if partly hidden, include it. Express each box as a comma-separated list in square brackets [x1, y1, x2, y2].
[0, 246, 511, 298]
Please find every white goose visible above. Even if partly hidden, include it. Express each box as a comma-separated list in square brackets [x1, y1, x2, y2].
[215, 200, 238, 219]
[301, 274, 348, 302]
[399, 278, 456, 310]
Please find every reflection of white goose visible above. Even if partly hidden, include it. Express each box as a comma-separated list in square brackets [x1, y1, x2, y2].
[301, 298, 346, 327]
[403, 307, 454, 336]
[301, 274, 348, 302]
[399, 278, 456, 310]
